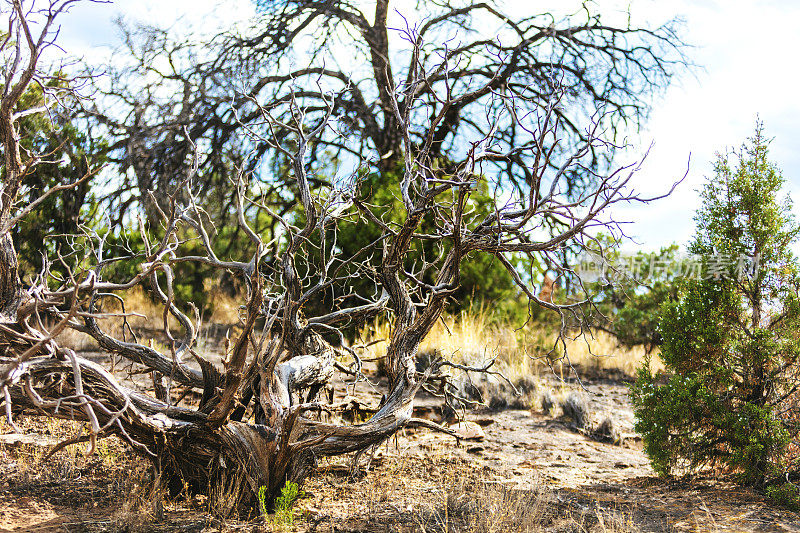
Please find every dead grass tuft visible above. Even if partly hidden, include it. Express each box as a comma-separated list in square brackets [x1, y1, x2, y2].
[358, 310, 663, 412]
[432, 481, 551, 532]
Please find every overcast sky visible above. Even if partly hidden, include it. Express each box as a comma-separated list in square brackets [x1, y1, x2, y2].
[52, 0, 800, 253]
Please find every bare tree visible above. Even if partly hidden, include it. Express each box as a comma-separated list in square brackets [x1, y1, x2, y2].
[89, 0, 688, 232]
[1, 0, 674, 517]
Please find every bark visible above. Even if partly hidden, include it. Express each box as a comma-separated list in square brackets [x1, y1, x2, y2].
[0, 110, 23, 322]
[0, 231, 21, 321]
[4, 343, 420, 516]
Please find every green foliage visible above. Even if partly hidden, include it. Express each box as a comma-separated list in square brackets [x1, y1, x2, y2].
[275, 480, 302, 514]
[260, 480, 303, 526]
[633, 359, 790, 482]
[632, 122, 800, 493]
[6, 78, 108, 282]
[611, 281, 676, 352]
[300, 165, 531, 327]
[765, 482, 800, 511]
[588, 243, 684, 352]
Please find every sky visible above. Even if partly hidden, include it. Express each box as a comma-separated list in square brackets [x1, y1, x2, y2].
[49, 0, 800, 253]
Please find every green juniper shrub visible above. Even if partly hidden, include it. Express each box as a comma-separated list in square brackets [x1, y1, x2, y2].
[587, 241, 684, 353]
[631, 122, 800, 503]
[7, 80, 108, 283]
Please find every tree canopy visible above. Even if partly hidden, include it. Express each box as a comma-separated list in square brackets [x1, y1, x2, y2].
[90, 0, 688, 226]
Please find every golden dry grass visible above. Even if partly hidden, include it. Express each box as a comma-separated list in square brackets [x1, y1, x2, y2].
[54, 285, 244, 354]
[52, 280, 663, 385]
[357, 309, 664, 382]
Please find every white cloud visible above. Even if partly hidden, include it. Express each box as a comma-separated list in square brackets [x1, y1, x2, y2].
[54, 0, 254, 62]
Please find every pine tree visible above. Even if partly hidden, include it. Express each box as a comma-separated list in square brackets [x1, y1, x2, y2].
[632, 122, 800, 504]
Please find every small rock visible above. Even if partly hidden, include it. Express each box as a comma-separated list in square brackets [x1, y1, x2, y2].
[467, 445, 485, 454]
[450, 421, 486, 440]
[473, 417, 495, 427]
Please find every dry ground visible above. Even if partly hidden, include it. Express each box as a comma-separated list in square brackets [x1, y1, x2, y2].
[1, 366, 799, 533]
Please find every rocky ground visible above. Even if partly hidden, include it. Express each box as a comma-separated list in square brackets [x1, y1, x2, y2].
[1, 366, 799, 532]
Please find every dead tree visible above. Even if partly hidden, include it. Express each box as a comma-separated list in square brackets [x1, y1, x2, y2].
[89, 0, 689, 232]
[0, 0, 674, 516]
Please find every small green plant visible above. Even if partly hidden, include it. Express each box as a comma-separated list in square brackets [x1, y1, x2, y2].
[765, 482, 800, 511]
[259, 480, 304, 527]
[257, 485, 269, 518]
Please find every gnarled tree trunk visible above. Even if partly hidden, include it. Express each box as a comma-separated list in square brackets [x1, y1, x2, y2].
[0, 0, 664, 518]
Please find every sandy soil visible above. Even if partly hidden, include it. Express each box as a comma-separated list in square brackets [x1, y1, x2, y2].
[1, 369, 799, 532]
[297, 373, 800, 532]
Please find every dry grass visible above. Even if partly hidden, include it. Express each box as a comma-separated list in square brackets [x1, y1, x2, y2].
[0, 416, 214, 532]
[358, 309, 664, 382]
[0, 415, 169, 532]
[301, 446, 652, 533]
[356, 310, 664, 412]
[0, 417, 83, 484]
[557, 333, 664, 377]
[54, 285, 244, 357]
[434, 481, 552, 532]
